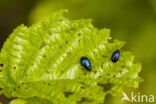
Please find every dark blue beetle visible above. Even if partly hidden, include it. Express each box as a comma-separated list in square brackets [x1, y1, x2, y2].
[80, 57, 91, 71]
[111, 50, 120, 62]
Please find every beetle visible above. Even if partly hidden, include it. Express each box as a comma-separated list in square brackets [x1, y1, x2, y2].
[80, 57, 91, 71]
[111, 50, 120, 62]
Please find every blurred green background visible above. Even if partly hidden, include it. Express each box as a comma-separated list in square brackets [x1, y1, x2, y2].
[0, 0, 156, 103]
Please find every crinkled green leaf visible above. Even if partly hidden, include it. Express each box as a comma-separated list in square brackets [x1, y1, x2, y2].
[0, 9, 142, 104]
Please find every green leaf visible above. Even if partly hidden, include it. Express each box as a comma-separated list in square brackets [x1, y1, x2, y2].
[0, 9, 142, 103]
[9, 99, 27, 104]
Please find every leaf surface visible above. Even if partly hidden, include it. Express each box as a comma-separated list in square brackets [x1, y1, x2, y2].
[0, 10, 141, 104]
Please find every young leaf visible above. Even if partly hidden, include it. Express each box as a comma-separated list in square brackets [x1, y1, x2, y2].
[0, 9, 142, 103]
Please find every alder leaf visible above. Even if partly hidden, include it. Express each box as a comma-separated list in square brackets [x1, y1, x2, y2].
[0, 9, 142, 104]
